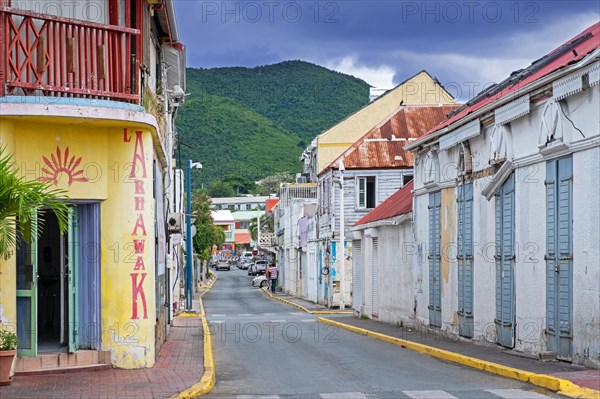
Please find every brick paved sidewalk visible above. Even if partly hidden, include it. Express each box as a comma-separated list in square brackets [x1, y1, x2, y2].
[0, 317, 204, 399]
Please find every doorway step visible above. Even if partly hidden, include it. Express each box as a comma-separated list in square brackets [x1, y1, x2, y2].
[15, 350, 111, 375]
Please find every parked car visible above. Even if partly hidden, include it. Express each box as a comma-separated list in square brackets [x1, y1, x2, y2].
[251, 260, 268, 276]
[252, 275, 268, 288]
[216, 260, 230, 271]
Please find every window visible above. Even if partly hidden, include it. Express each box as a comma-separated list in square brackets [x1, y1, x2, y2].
[357, 176, 376, 209]
[403, 174, 413, 186]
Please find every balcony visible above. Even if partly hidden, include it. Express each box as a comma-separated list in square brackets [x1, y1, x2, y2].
[0, 7, 140, 103]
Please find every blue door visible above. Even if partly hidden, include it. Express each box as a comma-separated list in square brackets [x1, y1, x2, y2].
[428, 191, 442, 328]
[545, 157, 573, 360]
[457, 183, 474, 338]
[495, 174, 515, 348]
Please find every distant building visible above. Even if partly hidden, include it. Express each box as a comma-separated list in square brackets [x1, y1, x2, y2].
[211, 210, 236, 243]
[211, 196, 270, 211]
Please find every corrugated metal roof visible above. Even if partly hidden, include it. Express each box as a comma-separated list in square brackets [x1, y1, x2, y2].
[323, 104, 460, 173]
[354, 180, 414, 226]
[410, 22, 600, 149]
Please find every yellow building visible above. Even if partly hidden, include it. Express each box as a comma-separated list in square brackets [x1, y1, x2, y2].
[0, 0, 185, 370]
[312, 71, 456, 174]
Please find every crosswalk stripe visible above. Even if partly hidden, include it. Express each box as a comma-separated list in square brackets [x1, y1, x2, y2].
[320, 392, 367, 399]
[238, 313, 253, 316]
[486, 389, 553, 398]
[403, 390, 458, 399]
[270, 320, 287, 323]
[212, 314, 226, 317]
[237, 396, 280, 399]
[209, 320, 225, 324]
[301, 319, 315, 323]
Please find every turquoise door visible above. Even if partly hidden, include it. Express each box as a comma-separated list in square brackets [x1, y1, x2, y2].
[16, 217, 37, 357]
[68, 208, 79, 352]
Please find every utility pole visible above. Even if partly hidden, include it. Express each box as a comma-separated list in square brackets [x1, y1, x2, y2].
[338, 160, 345, 310]
[185, 160, 202, 310]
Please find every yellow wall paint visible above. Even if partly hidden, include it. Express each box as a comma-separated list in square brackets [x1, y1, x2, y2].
[317, 72, 456, 172]
[0, 119, 156, 368]
[441, 187, 456, 296]
[1, 120, 19, 329]
[101, 128, 156, 368]
[10, 122, 109, 199]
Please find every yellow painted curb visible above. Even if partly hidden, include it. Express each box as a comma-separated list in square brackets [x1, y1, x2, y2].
[261, 289, 353, 315]
[317, 317, 600, 399]
[177, 301, 216, 399]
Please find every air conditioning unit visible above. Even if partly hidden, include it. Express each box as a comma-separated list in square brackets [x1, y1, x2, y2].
[167, 213, 184, 232]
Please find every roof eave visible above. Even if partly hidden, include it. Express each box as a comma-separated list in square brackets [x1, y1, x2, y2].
[404, 48, 600, 152]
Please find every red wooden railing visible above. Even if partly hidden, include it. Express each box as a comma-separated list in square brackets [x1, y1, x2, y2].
[0, 6, 140, 102]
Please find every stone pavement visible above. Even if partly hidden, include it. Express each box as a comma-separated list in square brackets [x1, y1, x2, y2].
[0, 316, 204, 399]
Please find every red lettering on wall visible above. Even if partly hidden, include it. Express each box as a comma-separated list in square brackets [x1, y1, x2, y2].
[134, 256, 146, 271]
[135, 196, 144, 210]
[131, 214, 147, 236]
[129, 131, 147, 178]
[130, 272, 148, 319]
[123, 128, 131, 143]
[134, 180, 145, 195]
[133, 239, 145, 254]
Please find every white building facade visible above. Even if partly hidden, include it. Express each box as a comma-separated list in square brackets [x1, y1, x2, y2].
[406, 25, 600, 367]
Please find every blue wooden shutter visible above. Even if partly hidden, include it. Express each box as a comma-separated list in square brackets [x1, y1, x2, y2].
[428, 191, 442, 327]
[545, 160, 557, 341]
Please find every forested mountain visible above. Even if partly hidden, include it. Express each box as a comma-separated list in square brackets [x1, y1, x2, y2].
[177, 60, 370, 189]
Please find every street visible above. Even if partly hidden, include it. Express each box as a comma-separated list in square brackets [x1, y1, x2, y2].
[203, 268, 566, 399]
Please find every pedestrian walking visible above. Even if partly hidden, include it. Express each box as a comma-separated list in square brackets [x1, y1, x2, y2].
[266, 263, 278, 293]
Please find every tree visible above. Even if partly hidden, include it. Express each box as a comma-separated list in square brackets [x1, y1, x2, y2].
[222, 173, 255, 194]
[191, 189, 226, 261]
[256, 172, 294, 195]
[208, 180, 235, 198]
[0, 147, 70, 259]
[248, 212, 274, 241]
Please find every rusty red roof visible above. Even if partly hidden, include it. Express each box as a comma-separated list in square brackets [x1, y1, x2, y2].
[411, 22, 600, 148]
[354, 180, 414, 226]
[322, 104, 460, 173]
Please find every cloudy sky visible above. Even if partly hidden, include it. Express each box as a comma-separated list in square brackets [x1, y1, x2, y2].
[173, 1, 599, 100]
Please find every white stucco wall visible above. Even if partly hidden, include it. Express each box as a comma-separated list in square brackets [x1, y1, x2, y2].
[409, 61, 600, 365]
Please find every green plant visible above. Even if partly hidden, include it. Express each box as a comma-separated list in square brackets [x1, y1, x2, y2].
[360, 314, 369, 319]
[0, 329, 17, 351]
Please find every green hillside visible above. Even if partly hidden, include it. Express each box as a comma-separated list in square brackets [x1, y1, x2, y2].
[177, 60, 370, 188]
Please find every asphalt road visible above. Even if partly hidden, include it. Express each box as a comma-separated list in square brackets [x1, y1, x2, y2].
[203, 267, 565, 399]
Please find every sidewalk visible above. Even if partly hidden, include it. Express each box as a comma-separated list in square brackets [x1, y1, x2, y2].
[0, 316, 205, 399]
[266, 290, 353, 314]
[319, 315, 600, 398]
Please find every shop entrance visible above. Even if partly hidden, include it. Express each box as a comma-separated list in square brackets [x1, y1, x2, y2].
[17, 203, 101, 356]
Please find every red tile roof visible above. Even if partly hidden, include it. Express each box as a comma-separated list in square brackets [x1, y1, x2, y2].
[413, 22, 600, 147]
[354, 180, 414, 226]
[322, 105, 460, 173]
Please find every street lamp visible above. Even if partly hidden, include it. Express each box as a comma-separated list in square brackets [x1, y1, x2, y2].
[338, 160, 345, 310]
[186, 159, 202, 310]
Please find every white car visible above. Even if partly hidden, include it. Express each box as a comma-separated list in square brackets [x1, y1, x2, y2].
[252, 275, 268, 288]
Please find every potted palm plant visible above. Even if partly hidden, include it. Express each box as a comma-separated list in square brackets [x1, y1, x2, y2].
[0, 328, 18, 385]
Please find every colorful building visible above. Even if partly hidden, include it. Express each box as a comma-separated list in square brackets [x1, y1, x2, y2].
[0, 0, 185, 370]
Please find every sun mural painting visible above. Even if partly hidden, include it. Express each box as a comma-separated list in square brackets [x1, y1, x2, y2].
[37, 146, 89, 187]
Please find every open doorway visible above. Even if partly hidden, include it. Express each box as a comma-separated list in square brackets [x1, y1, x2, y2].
[36, 209, 65, 352]
[17, 203, 101, 356]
